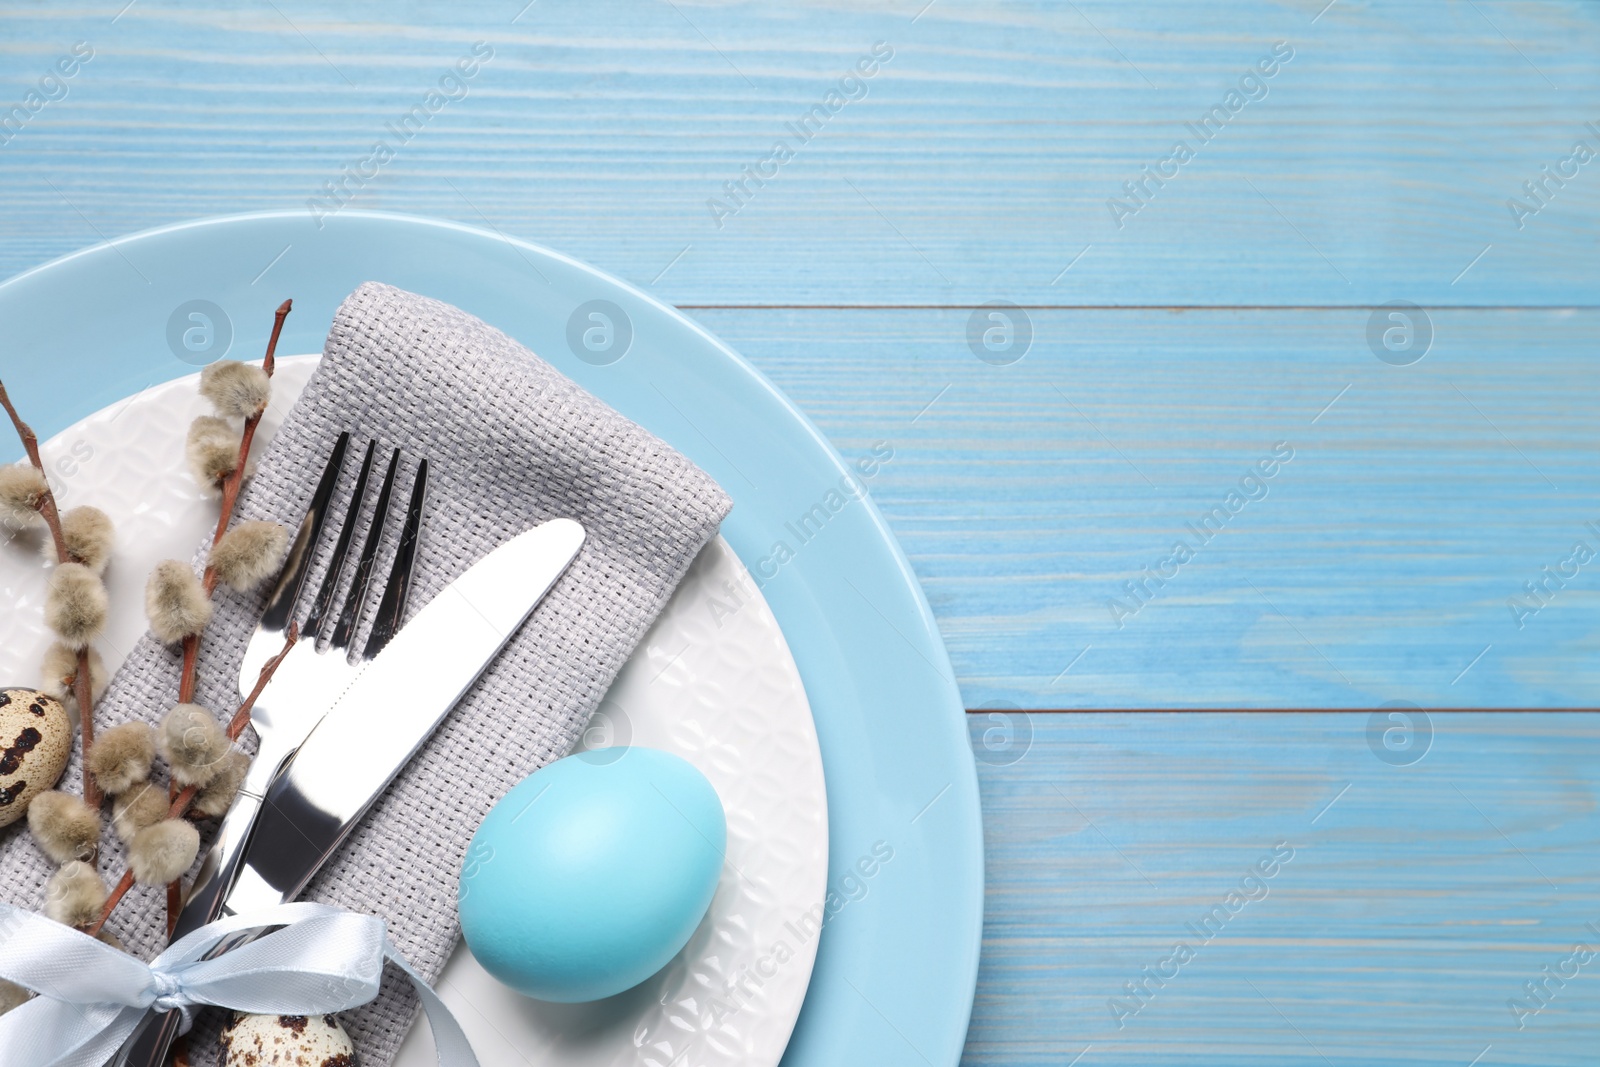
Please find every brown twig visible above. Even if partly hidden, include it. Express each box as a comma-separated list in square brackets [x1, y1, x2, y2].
[177, 299, 292, 694]
[164, 301, 291, 934]
[262, 297, 288, 378]
[70, 652, 97, 800]
[0, 382, 102, 814]
[0, 381, 68, 562]
[214, 298, 288, 545]
[165, 880, 181, 938]
[227, 623, 297, 738]
[91, 870, 134, 939]
[86, 627, 296, 938]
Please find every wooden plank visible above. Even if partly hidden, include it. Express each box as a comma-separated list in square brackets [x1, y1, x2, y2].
[964, 712, 1600, 1066]
[696, 305, 1600, 709]
[0, 2, 1596, 306]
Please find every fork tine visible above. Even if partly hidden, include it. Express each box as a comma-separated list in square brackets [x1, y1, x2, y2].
[362, 458, 428, 660]
[257, 432, 350, 635]
[329, 447, 402, 652]
[302, 440, 377, 642]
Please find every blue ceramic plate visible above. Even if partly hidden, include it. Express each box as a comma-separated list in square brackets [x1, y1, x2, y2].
[0, 212, 982, 1067]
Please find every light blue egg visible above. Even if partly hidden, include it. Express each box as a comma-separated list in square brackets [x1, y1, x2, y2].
[458, 746, 727, 1003]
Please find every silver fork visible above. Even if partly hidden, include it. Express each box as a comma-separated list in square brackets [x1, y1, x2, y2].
[178, 433, 429, 939]
[110, 433, 429, 1066]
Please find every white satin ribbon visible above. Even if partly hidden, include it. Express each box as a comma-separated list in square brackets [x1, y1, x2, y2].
[0, 900, 478, 1067]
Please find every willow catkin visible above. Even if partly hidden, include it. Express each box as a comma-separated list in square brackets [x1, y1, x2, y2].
[0, 464, 46, 530]
[185, 415, 240, 491]
[199, 360, 271, 419]
[192, 749, 251, 818]
[144, 560, 212, 644]
[129, 820, 200, 887]
[40, 641, 107, 711]
[26, 791, 100, 865]
[0, 979, 28, 1014]
[51, 505, 114, 575]
[43, 860, 107, 927]
[210, 520, 288, 592]
[43, 562, 108, 650]
[112, 782, 171, 846]
[156, 703, 228, 788]
[86, 721, 155, 795]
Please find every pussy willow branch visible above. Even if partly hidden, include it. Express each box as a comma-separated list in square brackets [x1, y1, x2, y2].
[176, 299, 291, 704]
[165, 878, 181, 939]
[0, 382, 103, 814]
[86, 626, 296, 938]
[0, 384, 67, 561]
[169, 299, 291, 939]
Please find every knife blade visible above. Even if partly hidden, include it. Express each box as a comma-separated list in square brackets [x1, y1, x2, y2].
[221, 516, 586, 915]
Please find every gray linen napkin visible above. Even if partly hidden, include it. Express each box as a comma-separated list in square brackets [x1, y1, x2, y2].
[0, 281, 732, 1064]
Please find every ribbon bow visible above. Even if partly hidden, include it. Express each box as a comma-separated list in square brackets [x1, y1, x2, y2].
[0, 901, 478, 1067]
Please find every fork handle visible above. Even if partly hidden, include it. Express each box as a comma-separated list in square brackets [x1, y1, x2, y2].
[108, 745, 287, 1067]
[173, 782, 267, 942]
[106, 796, 262, 1067]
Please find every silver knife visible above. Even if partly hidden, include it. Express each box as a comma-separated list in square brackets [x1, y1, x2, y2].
[114, 517, 585, 1067]
[226, 516, 585, 913]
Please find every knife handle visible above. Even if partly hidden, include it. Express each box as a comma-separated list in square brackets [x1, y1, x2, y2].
[110, 1006, 186, 1067]
[109, 744, 288, 1067]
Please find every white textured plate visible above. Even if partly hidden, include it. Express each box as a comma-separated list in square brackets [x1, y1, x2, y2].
[0, 357, 829, 1067]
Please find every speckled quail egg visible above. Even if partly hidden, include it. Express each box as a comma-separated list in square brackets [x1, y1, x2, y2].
[0, 688, 71, 828]
[220, 1013, 358, 1067]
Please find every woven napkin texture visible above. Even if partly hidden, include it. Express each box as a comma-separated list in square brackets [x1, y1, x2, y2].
[0, 281, 732, 1065]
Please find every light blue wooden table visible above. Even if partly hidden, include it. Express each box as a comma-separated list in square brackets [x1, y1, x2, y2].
[3, 2, 1599, 1062]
